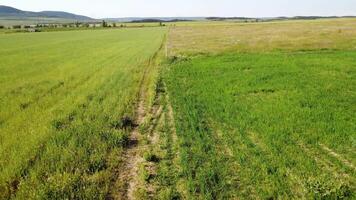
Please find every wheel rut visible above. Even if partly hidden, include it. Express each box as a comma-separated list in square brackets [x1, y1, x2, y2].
[108, 36, 167, 200]
[108, 63, 149, 200]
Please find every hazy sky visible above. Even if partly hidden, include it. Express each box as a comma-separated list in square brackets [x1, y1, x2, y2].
[1, 0, 356, 18]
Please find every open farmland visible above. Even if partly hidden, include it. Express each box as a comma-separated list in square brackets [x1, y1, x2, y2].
[0, 17, 80, 27]
[0, 27, 166, 199]
[0, 16, 355, 200]
[152, 18, 356, 199]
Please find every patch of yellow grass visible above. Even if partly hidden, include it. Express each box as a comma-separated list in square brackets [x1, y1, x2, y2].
[168, 18, 356, 55]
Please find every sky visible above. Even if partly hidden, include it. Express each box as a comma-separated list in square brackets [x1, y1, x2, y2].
[1, 0, 356, 18]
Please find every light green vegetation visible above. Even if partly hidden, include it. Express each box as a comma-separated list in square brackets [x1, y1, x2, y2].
[0, 27, 166, 199]
[160, 19, 356, 199]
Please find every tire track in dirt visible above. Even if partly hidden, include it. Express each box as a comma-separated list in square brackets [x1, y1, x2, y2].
[143, 81, 177, 198]
[109, 35, 167, 200]
[297, 142, 351, 180]
[319, 144, 356, 171]
[145, 104, 164, 198]
[108, 60, 151, 200]
[143, 80, 185, 198]
[247, 131, 308, 198]
[125, 91, 146, 200]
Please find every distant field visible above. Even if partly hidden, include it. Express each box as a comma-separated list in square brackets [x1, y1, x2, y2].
[0, 17, 79, 26]
[168, 18, 356, 55]
[0, 20, 165, 34]
[0, 27, 166, 199]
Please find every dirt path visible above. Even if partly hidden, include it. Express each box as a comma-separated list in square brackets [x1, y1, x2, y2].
[125, 89, 146, 200]
[109, 36, 167, 200]
[108, 63, 150, 200]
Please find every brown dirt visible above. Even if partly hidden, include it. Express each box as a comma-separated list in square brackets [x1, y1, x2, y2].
[108, 36, 168, 200]
[108, 63, 149, 200]
[145, 106, 164, 198]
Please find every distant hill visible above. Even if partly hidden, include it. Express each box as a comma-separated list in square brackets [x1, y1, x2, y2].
[206, 16, 356, 21]
[129, 18, 195, 23]
[0, 5, 94, 21]
[38, 11, 93, 20]
[105, 17, 206, 23]
[0, 5, 22, 13]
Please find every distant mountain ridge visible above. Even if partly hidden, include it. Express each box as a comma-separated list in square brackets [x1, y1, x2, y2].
[104, 17, 206, 22]
[206, 16, 356, 21]
[1, 5, 355, 25]
[0, 5, 94, 21]
[0, 5, 22, 13]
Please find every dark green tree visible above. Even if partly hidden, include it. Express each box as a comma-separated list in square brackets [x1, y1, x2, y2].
[102, 20, 108, 27]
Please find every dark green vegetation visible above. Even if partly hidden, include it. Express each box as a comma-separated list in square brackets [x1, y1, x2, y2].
[0, 27, 166, 199]
[159, 19, 356, 199]
[164, 51, 355, 199]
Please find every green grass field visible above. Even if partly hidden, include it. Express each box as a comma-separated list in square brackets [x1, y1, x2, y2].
[154, 18, 356, 199]
[0, 27, 166, 199]
[164, 51, 355, 199]
[0, 18, 355, 200]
